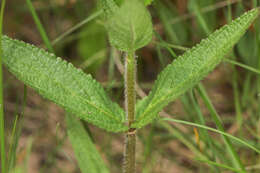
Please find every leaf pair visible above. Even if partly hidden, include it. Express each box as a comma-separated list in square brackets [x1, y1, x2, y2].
[2, 8, 259, 133]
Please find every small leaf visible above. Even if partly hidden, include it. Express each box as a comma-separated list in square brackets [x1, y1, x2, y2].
[66, 114, 110, 173]
[2, 36, 128, 132]
[133, 8, 259, 129]
[107, 0, 153, 52]
[66, 114, 109, 173]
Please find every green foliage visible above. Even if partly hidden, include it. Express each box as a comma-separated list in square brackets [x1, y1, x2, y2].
[188, 0, 216, 35]
[101, 0, 153, 9]
[66, 114, 110, 173]
[100, 0, 118, 18]
[237, 31, 259, 68]
[155, 1, 188, 45]
[133, 8, 259, 129]
[2, 36, 127, 132]
[144, 0, 153, 6]
[77, 21, 107, 72]
[0, 0, 6, 173]
[25, 0, 54, 53]
[162, 117, 260, 154]
[235, 2, 259, 68]
[106, 0, 153, 52]
[114, 0, 124, 6]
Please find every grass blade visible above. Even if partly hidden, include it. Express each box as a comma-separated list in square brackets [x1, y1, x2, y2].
[159, 121, 210, 160]
[224, 59, 260, 74]
[0, 0, 6, 172]
[197, 84, 245, 171]
[66, 113, 110, 173]
[161, 117, 260, 154]
[7, 114, 19, 172]
[25, 0, 54, 53]
[189, 91, 220, 170]
[189, 0, 211, 35]
[7, 86, 27, 172]
[52, 10, 102, 46]
[196, 159, 244, 173]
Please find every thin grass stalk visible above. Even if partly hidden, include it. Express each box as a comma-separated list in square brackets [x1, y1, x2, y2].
[25, 0, 54, 53]
[189, 91, 220, 173]
[52, 10, 102, 46]
[190, 3, 244, 169]
[0, 0, 6, 172]
[7, 85, 27, 172]
[161, 117, 260, 154]
[123, 52, 136, 173]
[155, 41, 260, 75]
[159, 121, 209, 160]
[197, 83, 246, 172]
[193, 1, 211, 35]
[6, 115, 18, 172]
[253, 0, 260, 162]
[196, 159, 244, 173]
[226, 0, 243, 128]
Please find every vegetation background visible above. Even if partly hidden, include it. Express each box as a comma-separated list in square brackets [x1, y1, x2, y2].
[2, 0, 260, 172]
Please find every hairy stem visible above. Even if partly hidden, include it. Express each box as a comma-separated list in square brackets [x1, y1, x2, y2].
[123, 52, 136, 173]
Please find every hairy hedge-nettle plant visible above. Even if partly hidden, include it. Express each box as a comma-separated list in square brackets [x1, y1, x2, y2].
[1, 0, 259, 172]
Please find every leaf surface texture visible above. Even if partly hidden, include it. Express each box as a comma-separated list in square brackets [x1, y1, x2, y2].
[2, 36, 127, 132]
[107, 0, 153, 52]
[134, 8, 259, 129]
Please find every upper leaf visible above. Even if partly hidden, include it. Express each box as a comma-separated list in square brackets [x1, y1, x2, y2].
[100, 0, 153, 17]
[107, 0, 153, 52]
[66, 114, 110, 173]
[133, 8, 259, 129]
[2, 36, 128, 132]
[100, 0, 119, 18]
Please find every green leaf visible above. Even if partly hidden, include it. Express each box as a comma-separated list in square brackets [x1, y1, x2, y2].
[133, 8, 259, 129]
[77, 21, 107, 72]
[100, 0, 119, 18]
[107, 0, 153, 52]
[144, 0, 153, 6]
[66, 114, 110, 173]
[2, 36, 128, 132]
